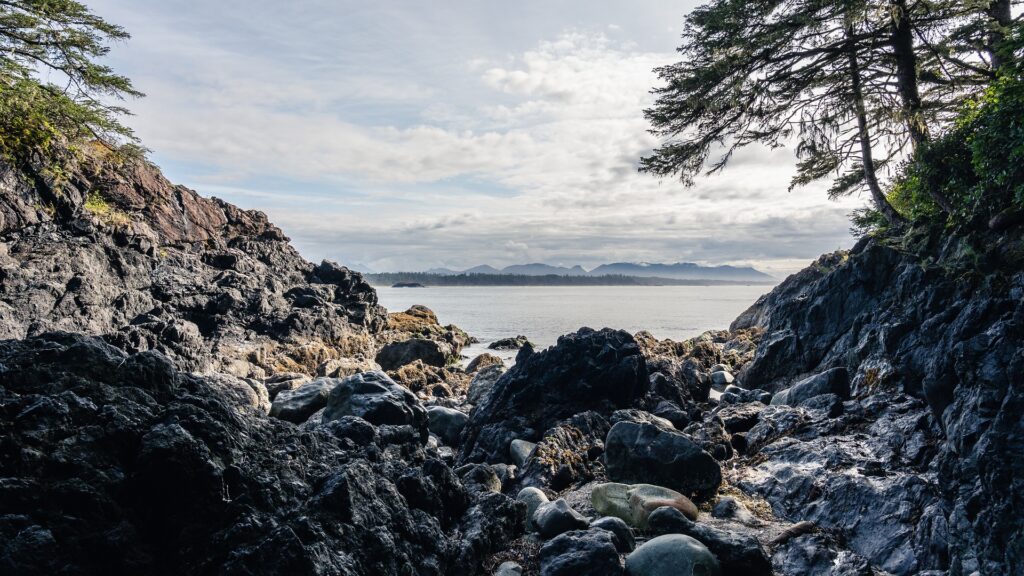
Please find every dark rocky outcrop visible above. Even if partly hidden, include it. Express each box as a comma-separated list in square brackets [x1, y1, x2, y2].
[0, 158, 385, 378]
[727, 233, 1024, 575]
[4, 148, 1024, 576]
[459, 328, 648, 463]
[0, 333, 518, 575]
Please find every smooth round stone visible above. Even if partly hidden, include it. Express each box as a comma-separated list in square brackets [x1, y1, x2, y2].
[591, 482, 698, 528]
[510, 438, 537, 467]
[590, 516, 635, 552]
[517, 487, 550, 531]
[533, 498, 588, 539]
[711, 371, 735, 386]
[625, 534, 721, 576]
[494, 561, 523, 576]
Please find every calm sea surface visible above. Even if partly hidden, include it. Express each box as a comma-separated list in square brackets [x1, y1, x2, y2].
[374, 285, 774, 363]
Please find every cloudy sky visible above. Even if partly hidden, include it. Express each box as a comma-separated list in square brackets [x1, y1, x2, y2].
[88, 0, 861, 277]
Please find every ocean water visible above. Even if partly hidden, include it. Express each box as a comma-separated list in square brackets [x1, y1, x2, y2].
[374, 285, 774, 363]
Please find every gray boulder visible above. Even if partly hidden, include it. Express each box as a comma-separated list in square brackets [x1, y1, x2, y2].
[488, 335, 533, 350]
[711, 371, 735, 386]
[427, 405, 468, 446]
[510, 439, 537, 468]
[533, 498, 589, 539]
[517, 487, 550, 532]
[322, 371, 428, 440]
[467, 353, 504, 373]
[269, 377, 338, 423]
[625, 534, 720, 576]
[376, 338, 451, 370]
[466, 364, 505, 405]
[494, 561, 523, 576]
[770, 367, 850, 406]
[539, 529, 623, 576]
[590, 516, 635, 553]
[604, 421, 722, 501]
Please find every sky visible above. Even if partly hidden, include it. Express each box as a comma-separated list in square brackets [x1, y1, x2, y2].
[87, 0, 862, 277]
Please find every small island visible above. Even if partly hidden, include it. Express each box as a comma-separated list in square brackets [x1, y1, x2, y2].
[392, 282, 426, 288]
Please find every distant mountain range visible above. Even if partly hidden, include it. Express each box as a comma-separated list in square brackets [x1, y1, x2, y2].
[422, 261, 773, 282]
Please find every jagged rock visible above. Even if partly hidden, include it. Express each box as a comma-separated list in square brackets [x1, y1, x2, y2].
[269, 377, 338, 423]
[264, 372, 311, 399]
[321, 371, 428, 440]
[741, 405, 806, 455]
[376, 338, 452, 370]
[517, 487, 549, 532]
[467, 364, 506, 405]
[770, 368, 850, 406]
[427, 405, 469, 446]
[458, 463, 503, 494]
[589, 516, 635, 553]
[718, 385, 772, 405]
[647, 506, 771, 576]
[715, 402, 765, 433]
[0, 332, 516, 576]
[797, 393, 844, 418]
[539, 529, 623, 576]
[609, 408, 675, 430]
[532, 499, 588, 539]
[771, 534, 873, 576]
[603, 421, 721, 501]
[460, 328, 647, 463]
[683, 417, 733, 461]
[489, 335, 532, 350]
[467, 353, 504, 373]
[651, 400, 692, 429]
[591, 482, 697, 528]
[317, 356, 380, 378]
[518, 411, 609, 491]
[625, 534, 720, 576]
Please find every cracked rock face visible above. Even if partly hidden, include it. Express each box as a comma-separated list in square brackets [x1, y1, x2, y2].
[0, 159, 385, 379]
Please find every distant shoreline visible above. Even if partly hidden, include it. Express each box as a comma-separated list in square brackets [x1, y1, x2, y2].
[367, 272, 777, 287]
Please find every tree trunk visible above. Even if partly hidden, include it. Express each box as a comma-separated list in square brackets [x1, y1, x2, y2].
[890, 0, 956, 215]
[890, 0, 928, 148]
[848, 25, 905, 227]
[986, 0, 1013, 71]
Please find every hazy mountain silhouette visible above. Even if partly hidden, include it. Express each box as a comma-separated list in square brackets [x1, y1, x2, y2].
[418, 261, 772, 281]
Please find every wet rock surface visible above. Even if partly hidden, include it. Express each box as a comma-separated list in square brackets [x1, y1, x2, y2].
[604, 421, 722, 502]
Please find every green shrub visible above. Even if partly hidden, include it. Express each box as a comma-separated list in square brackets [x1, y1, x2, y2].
[890, 73, 1024, 228]
[83, 191, 130, 227]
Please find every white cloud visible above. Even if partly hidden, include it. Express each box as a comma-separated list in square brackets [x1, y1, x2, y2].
[90, 0, 861, 275]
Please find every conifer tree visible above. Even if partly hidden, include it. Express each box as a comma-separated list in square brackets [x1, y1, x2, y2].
[0, 0, 142, 163]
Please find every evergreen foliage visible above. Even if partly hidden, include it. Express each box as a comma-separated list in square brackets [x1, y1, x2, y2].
[643, 0, 1023, 231]
[0, 0, 142, 168]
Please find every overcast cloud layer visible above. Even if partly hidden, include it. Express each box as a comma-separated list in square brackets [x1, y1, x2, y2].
[88, 0, 862, 277]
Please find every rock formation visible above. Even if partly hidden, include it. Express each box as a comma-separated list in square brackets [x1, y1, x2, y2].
[1, 152, 1022, 575]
